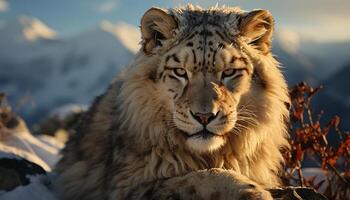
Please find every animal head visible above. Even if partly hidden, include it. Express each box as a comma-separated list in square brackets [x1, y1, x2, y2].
[120, 5, 289, 155]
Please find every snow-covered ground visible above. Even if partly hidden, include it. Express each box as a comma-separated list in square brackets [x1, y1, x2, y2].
[0, 118, 62, 199]
[0, 119, 62, 171]
[0, 170, 58, 200]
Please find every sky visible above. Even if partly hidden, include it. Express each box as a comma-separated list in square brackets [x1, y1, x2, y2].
[0, 0, 350, 42]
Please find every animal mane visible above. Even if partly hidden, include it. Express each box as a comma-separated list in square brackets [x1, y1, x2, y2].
[114, 5, 290, 187]
[55, 6, 291, 199]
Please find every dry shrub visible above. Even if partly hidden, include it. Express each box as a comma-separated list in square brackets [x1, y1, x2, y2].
[283, 82, 350, 199]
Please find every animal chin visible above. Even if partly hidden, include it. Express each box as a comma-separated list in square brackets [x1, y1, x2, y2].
[187, 129, 220, 139]
[185, 129, 226, 153]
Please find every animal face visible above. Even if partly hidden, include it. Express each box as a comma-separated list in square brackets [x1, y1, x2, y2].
[140, 6, 275, 153]
[159, 28, 253, 153]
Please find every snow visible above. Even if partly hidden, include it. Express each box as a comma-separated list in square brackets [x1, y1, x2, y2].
[37, 135, 64, 150]
[100, 21, 141, 54]
[1, 132, 62, 171]
[0, 119, 62, 171]
[49, 104, 87, 120]
[19, 16, 57, 41]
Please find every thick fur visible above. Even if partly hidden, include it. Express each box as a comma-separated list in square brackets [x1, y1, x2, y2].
[55, 5, 290, 200]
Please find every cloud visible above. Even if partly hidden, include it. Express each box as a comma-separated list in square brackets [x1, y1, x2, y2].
[97, 0, 119, 13]
[281, 17, 350, 42]
[0, 0, 9, 12]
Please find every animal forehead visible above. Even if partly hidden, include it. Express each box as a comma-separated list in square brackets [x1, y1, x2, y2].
[184, 24, 231, 43]
[174, 7, 243, 28]
[170, 31, 243, 70]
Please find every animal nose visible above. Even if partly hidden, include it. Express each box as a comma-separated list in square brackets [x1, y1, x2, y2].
[190, 111, 218, 125]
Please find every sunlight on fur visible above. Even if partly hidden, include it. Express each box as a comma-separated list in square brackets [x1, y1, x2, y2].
[55, 4, 290, 200]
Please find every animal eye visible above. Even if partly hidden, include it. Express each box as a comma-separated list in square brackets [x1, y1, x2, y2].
[222, 69, 237, 78]
[173, 68, 187, 78]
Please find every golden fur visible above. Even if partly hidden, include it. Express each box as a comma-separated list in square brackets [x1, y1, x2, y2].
[55, 5, 290, 200]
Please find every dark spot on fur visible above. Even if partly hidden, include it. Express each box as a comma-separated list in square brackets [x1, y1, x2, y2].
[168, 74, 178, 81]
[164, 66, 173, 71]
[208, 41, 213, 46]
[172, 54, 180, 63]
[237, 16, 242, 26]
[218, 43, 225, 49]
[215, 30, 225, 40]
[248, 184, 256, 188]
[199, 30, 213, 36]
[186, 42, 193, 47]
[148, 70, 157, 81]
[285, 102, 291, 110]
[212, 50, 217, 65]
[239, 57, 249, 65]
[166, 55, 171, 62]
[192, 50, 197, 63]
[230, 56, 237, 63]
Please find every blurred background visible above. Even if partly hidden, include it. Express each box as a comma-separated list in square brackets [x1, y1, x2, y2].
[1, 0, 350, 128]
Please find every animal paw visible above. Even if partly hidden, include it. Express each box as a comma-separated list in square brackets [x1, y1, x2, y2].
[238, 186, 273, 200]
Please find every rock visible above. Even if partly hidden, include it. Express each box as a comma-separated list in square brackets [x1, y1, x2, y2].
[269, 186, 328, 200]
[0, 157, 46, 191]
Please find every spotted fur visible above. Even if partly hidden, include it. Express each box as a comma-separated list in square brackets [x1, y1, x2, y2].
[55, 5, 290, 200]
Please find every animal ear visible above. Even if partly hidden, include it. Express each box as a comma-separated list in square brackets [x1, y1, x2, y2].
[141, 7, 177, 54]
[239, 9, 274, 54]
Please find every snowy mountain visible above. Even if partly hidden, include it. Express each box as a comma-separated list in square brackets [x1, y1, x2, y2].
[273, 29, 350, 85]
[0, 17, 140, 124]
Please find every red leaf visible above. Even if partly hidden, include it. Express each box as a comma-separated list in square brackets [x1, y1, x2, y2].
[330, 116, 340, 127]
